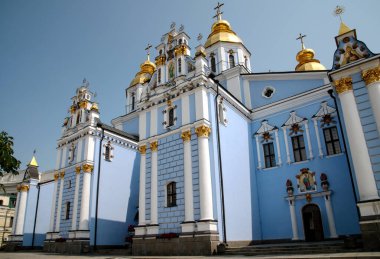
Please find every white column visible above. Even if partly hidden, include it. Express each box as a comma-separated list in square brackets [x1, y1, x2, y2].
[76, 139, 83, 162]
[255, 135, 262, 169]
[196, 125, 213, 221]
[71, 167, 81, 230]
[304, 121, 313, 159]
[313, 118, 324, 158]
[335, 77, 378, 201]
[243, 80, 252, 109]
[150, 141, 158, 225]
[283, 127, 291, 164]
[60, 146, 67, 168]
[288, 200, 299, 240]
[195, 88, 209, 121]
[182, 130, 194, 222]
[138, 146, 146, 226]
[55, 172, 65, 232]
[85, 136, 96, 162]
[363, 68, 380, 135]
[274, 130, 282, 165]
[49, 173, 59, 232]
[14, 185, 29, 235]
[324, 194, 338, 238]
[79, 164, 93, 230]
[181, 95, 190, 125]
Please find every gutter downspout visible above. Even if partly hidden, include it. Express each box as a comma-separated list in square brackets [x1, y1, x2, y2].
[209, 73, 227, 245]
[94, 122, 104, 250]
[31, 183, 41, 248]
[328, 90, 360, 217]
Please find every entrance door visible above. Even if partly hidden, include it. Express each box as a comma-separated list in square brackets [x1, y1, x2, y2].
[302, 204, 324, 241]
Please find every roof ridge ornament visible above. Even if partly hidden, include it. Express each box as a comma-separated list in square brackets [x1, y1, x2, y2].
[213, 2, 224, 21]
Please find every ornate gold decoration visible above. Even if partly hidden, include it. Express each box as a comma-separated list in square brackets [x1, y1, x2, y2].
[150, 141, 158, 152]
[54, 172, 59, 181]
[16, 185, 21, 191]
[138, 145, 147, 154]
[306, 193, 312, 203]
[195, 125, 211, 138]
[70, 105, 77, 114]
[60, 171, 65, 178]
[129, 57, 156, 88]
[79, 101, 88, 109]
[155, 56, 166, 66]
[334, 77, 353, 94]
[174, 44, 187, 57]
[82, 164, 94, 173]
[195, 49, 206, 58]
[75, 166, 81, 174]
[167, 100, 172, 107]
[362, 66, 380, 86]
[20, 185, 29, 192]
[181, 130, 191, 142]
[91, 102, 99, 113]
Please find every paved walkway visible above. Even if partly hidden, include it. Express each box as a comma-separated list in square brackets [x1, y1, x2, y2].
[0, 251, 380, 259]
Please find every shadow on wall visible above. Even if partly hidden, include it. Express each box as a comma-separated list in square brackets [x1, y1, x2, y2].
[23, 233, 46, 247]
[126, 154, 140, 226]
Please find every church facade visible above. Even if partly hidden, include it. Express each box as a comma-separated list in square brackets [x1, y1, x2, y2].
[6, 5, 380, 255]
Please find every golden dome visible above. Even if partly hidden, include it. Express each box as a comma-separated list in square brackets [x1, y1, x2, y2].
[295, 48, 326, 71]
[204, 19, 243, 48]
[129, 56, 156, 88]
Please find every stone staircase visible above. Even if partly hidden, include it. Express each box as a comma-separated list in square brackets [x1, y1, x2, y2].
[224, 240, 362, 256]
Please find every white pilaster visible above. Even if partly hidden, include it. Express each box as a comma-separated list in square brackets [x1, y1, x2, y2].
[76, 139, 83, 163]
[255, 135, 262, 169]
[150, 141, 158, 226]
[181, 95, 190, 125]
[49, 173, 59, 232]
[366, 81, 380, 135]
[55, 172, 65, 232]
[60, 146, 67, 168]
[336, 79, 378, 201]
[71, 168, 81, 230]
[195, 124, 214, 222]
[14, 186, 29, 235]
[324, 194, 338, 238]
[139, 112, 147, 140]
[11, 192, 21, 234]
[283, 127, 291, 164]
[55, 148, 62, 169]
[150, 109, 157, 137]
[288, 200, 299, 240]
[79, 164, 93, 230]
[195, 88, 209, 121]
[304, 121, 313, 159]
[85, 136, 96, 162]
[218, 46, 226, 72]
[274, 130, 282, 166]
[138, 146, 146, 226]
[243, 79, 252, 109]
[181, 130, 194, 232]
[313, 118, 324, 158]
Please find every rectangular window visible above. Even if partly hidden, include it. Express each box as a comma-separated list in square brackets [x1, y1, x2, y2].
[65, 202, 71, 220]
[167, 182, 177, 207]
[292, 135, 307, 162]
[323, 127, 341, 155]
[263, 143, 276, 168]
[9, 217, 14, 228]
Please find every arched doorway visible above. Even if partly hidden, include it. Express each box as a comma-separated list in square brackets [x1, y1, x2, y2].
[302, 204, 324, 241]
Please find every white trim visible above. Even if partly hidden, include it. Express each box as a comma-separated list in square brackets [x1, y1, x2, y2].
[282, 127, 291, 164]
[313, 118, 324, 158]
[195, 88, 209, 121]
[150, 108, 157, 136]
[181, 94, 190, 125]
[255, 135, 262, 169]
[304, 121, 313, 159]
[274, 130, 282, 166]
[243, 79, 252, 109]
[139, 112, 147, 140]
[242, 71, 328, 81]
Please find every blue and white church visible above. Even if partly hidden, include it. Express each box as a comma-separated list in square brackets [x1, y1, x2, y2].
[6, 4, 380, 255]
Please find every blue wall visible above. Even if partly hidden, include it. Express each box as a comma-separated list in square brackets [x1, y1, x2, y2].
[122, 116, 139, 136]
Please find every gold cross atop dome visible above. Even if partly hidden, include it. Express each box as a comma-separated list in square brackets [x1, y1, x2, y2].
[213, 2, 224, 21]
[145, 43, 152, 60]
[296, 33, 306, 50]
[334, 5, 345, 22]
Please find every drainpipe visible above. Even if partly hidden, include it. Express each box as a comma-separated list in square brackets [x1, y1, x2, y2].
[31, 183, 41, 248]
[209, 73, 227, 245]
[327, 90, 360, 217]
[94, 122, 104, 250]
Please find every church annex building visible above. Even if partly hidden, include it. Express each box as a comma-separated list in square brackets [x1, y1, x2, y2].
[5, 4, 380, 255]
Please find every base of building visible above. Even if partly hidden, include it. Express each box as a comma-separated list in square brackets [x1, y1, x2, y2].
[43, 239, 90, 254]
[132, 233, 220, 256]
[357, 199, 380, 251]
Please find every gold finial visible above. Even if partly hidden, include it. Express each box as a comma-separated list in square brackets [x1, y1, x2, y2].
[213, 2, 224, 21]
[296, 33, 306, 50]
[145, 44, 152, 61]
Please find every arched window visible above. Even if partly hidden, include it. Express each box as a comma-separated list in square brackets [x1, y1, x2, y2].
[131, 93, 135, 111]
[68, 180, 72, 189]
[244, 56, 248, 68]
[65, 202, 71, 220]
[0, 200, 3, 206]
[69, 143, 76, 163]
[76, 112, 81, 125]
[178, 39, 182, 45]
[184, 39, 187, 45]
[167, 182, 177, 207]
[168, 107, 174, 127]
[211, 55, 216, 73]
[104, 141, 113, 161]
[158, 68, 161, 83]
[178, 58, 182, 74]
[159, 49, 163, 55]
[229, 53, 235, 68]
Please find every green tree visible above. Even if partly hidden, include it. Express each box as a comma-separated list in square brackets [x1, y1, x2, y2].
[0, 131, 20, 176]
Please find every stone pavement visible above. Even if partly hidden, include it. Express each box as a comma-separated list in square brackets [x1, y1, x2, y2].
[0, 252, 380, 259]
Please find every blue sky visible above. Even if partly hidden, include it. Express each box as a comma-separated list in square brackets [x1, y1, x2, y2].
[1, 0, 379, 171]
